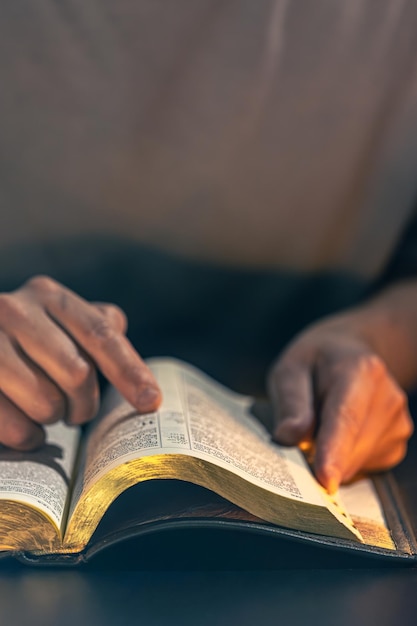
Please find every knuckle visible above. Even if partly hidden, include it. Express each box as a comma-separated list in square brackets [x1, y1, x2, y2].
[4, 422, 42, 451]
[115, 307, 128, 331]
[101, 304, 127, 333]
[0, 294, 13, 317]
[0, 293, 29, 325]
[24, 275, 59, 295]
[87, 317, 117, 345]
[355, 352, 387, 380]
[64, 355, 93, 390]
[32, 392, 65, 425]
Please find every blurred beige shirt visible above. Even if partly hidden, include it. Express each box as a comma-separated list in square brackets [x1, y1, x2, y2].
[0, 0, 417, 281]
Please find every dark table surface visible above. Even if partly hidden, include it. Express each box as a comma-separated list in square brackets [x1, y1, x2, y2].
[1, 567, 417, 626]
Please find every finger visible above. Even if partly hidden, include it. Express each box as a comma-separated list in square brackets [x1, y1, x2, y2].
[30, 278, 161, 411]
[340, 390, 413, 481]
[313, 370, 373, 492]
[93, 303, 128, 334]
[0, 392, 45, 450]
[344, 433, 408, 480]
[0, 331, 65, 425]
[268, 359, 315, 445]
[6, 307, 100, 426]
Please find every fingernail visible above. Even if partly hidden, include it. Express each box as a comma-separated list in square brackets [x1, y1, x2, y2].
[136, 386, 162, 412]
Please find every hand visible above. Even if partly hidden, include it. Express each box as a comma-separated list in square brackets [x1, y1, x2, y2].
[267, 313, 414, 492]
[0, 276, 161, 450]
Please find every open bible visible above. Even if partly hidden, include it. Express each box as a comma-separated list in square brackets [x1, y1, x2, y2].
[0, 358, 416, 566]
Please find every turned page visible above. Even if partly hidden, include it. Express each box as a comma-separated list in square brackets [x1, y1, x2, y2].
[0, 422, 80, 535]
[67, 358, 356, 535]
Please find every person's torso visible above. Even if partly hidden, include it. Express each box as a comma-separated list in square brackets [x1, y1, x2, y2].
[1, 0, 416, 279]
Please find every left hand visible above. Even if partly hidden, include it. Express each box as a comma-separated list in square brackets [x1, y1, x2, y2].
[267, 313, 414, 492]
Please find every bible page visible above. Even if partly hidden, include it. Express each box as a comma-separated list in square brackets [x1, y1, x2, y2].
[0, 422, 80, 534]
[338, 479, 394, 548]
[69, 358, 355, 531]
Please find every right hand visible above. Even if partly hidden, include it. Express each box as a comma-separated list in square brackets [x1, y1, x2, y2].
[0, 276, 161, 450]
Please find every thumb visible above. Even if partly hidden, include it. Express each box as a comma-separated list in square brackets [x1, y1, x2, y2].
[267, 359, 315, 446]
